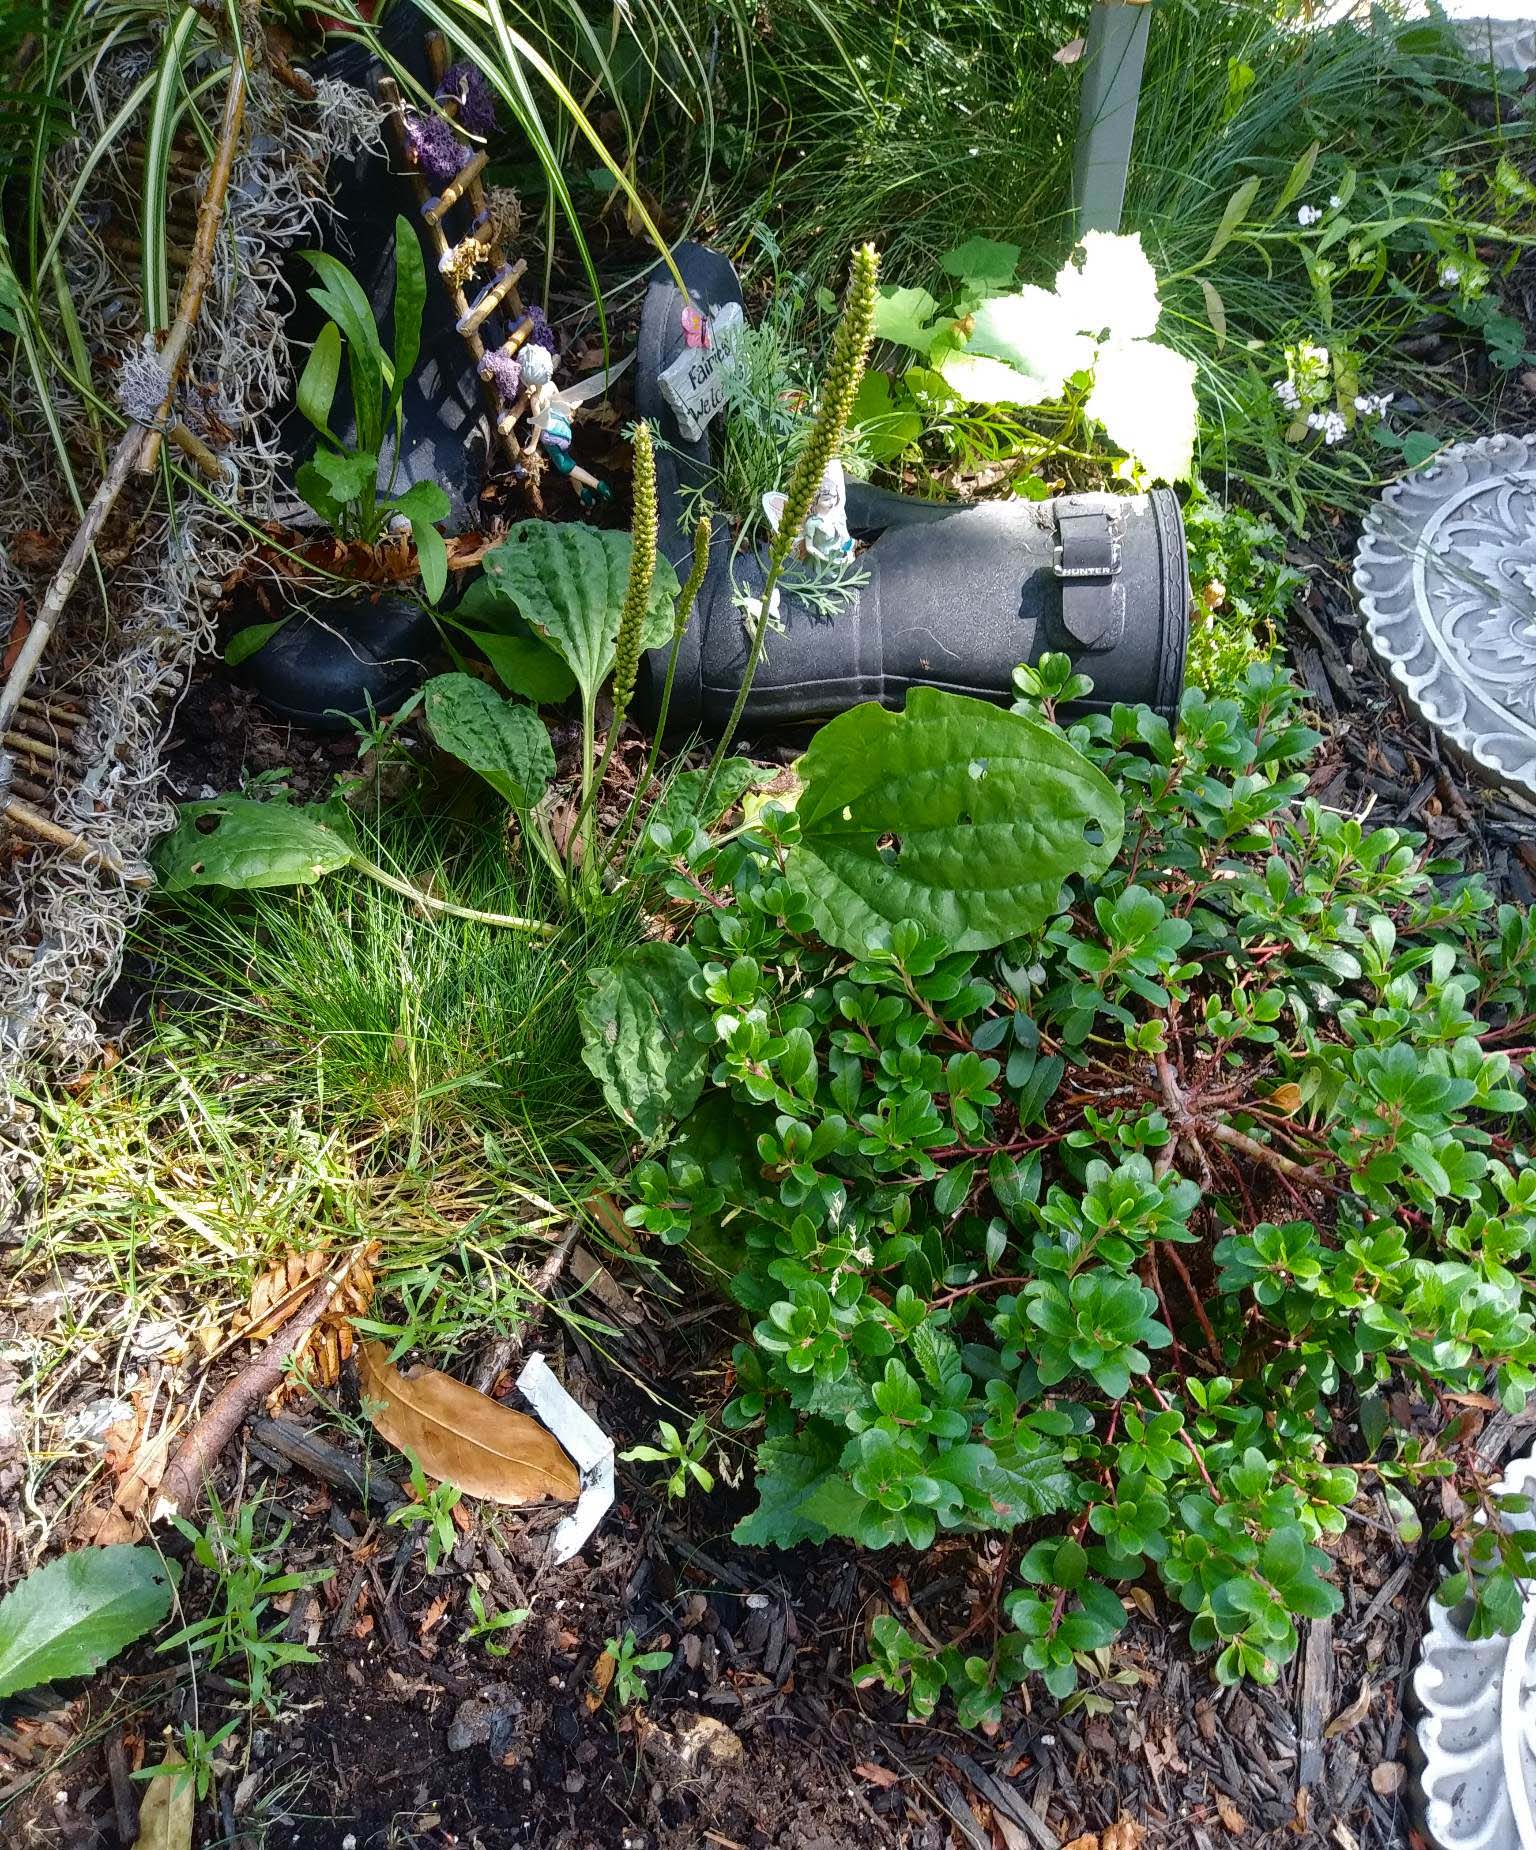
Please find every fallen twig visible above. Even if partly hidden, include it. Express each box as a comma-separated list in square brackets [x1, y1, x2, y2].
[2, 796, 149, 885]
[154, 1275, 341, 1521]
[472, 1220, 584, 1394]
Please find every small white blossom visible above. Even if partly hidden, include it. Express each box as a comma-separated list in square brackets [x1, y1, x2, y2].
[1329, 193, 1343, 210]
[1273, 378, 1301, 411]
[1354, 391, 1393, 417]
[1440, 263, 1461, 287]
[1306, 409, 1348, 444]
[1297, 204, 1323, 227]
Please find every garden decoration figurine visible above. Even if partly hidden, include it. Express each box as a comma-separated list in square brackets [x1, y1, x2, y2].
[763, 457, 854, 563]
[519, 342, 631, 508]
[378, 33, 546, 499]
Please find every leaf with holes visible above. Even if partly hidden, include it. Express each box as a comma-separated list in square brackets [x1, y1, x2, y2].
[786, 688, 1123, 955]
[579, 942, 711, 1137]
[154, 797, 355, 892]
[422, 673, 555, 811]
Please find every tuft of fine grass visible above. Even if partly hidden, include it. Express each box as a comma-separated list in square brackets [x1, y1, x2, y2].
[138, 807, 641, 1161]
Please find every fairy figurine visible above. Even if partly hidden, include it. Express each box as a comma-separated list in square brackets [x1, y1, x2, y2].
[519, 343, 635, 508]
[762, 457, 854, 563]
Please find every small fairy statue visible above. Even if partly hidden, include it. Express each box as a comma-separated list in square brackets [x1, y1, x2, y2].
[762, 457, 854, 563]
[519, 343, 634, 508]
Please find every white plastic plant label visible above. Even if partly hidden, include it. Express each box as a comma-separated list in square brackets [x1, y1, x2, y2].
[515, 1350, 614, 1564]
[658, 300, 744, 442]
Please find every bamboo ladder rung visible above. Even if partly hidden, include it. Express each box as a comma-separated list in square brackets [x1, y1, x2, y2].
[457, 259, 527, 337]
[423, 151, 489, 225]
[375, 71, 532, 482]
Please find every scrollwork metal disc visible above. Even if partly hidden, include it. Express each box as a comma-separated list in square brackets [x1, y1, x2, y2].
[1354, 433, 1536, 801]
[1414, 1448, 1536, 1849]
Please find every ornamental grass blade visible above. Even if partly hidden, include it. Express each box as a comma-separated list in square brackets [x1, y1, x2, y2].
[357, 1342, 579, 1505]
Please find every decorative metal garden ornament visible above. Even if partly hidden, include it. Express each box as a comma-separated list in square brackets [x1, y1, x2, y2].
[1415, 1442, 1536, 1849]
[1353, 432, 1536, 801]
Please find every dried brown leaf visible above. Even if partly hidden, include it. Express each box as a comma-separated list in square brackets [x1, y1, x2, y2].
[1103, 1817, 1146, 1850]
[587, 1647, 617, 1711]
[1062, 1836, 1099, 1850]
[357, 1341, 579, 1504]
[1214, 1793, 1247, 1836]
[1324, 1679, 1372, 1740]
[852, 1762, 901, 1789]
[132, 1745, 193, 1850]
[241, 1242, 378, 1410]
[1268, 1082, 1303, 1115]
[1370, 1762, 1405, 1796]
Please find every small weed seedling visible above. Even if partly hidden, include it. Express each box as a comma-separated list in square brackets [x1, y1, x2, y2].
[387, 1455, 464, 1571]
[159, 1499, 332, 1718]
[605, 1629, 672, 1708]
[465, 1584, 529, 1656]
[132, 1721, 241, 1803]
[620, 1416, 716, 1501]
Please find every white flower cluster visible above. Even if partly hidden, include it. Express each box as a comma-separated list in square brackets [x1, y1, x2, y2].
[1273, 378, 1301, 411]
[1306, 408, 1347, 444]
[1354, 391, 1394, 418]
[1440, 263, 1461, 287]
[1297, 204, 1323, 227]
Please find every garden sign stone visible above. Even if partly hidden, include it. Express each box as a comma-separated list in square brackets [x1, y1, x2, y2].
[1354, 433, 1536, 802]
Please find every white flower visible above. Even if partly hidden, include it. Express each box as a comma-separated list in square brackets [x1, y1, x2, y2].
[1440, 263, 1461, 287]
[1329, 193, 1343, 210]
[1306, 409, 1348, 444]
[1297, 204, 1322, 227]
[1273, 378, 1301, 410]
[1299, 343, 1330, 369]
[1354, 391, 1393, 417]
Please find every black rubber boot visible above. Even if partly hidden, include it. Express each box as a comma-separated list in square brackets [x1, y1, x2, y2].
[241, 4, 485, 731]
[633, 244, 1190, 740]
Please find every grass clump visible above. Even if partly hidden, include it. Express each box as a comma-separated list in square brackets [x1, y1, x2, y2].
[143, 809, 637, 1158]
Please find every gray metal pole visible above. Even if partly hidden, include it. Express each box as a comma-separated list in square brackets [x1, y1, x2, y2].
[1071, 0, 1154, 236]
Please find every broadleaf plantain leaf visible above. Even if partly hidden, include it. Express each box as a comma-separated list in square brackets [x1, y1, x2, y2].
[578, 941, 710, 1138]
[443, 577, 576, 705]
[422, 673, 555, 811]
[482, 522, 678, 712]
[154, 797, 355, 892]
[786, 687, 1123, 954]
[0, 1546, 175, 1698]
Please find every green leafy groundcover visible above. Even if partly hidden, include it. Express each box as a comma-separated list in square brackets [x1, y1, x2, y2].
[587, 661, 1536, 1725]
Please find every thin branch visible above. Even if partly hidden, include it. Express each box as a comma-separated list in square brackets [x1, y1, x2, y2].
[0, 52, 247, 737]
[138, 54, 249, 473]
